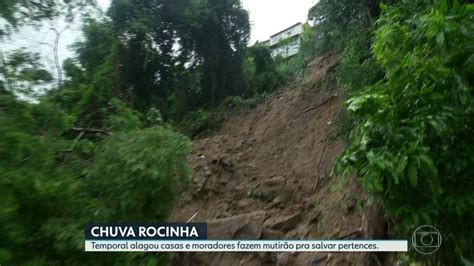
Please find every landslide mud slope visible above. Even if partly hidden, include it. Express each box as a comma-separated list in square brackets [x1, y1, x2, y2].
[171, 53, 385, 266]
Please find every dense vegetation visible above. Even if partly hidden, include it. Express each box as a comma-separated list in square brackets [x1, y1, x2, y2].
[0, 0, 259, 264]
[1, 0, 473, 265]
[299, 0, 474, 264]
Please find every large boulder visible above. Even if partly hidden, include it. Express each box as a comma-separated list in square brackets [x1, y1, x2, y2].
[263, 212, 302, 232]
[207, 211, 266, 239]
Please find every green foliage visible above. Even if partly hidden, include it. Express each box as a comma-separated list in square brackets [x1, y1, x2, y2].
[329, 111, 353, 141]
[336, 1, 474, 263]
[221, 94, 269, 112]
[245, 44, 281, 94]
[30, 100, 74, 136]
[4, 0, 473, 265]
[85, 127, 192, 222]
[337, 25, 384, 91]
[107, 98, 143, 131]
[106, 0, 250, 115]
[308, 0, 379, 53]
[181, 0, 251, 106]
[0, 96, 192, 264]
[0, 0, 96, 37]
[72, 19, 115, 76]
[48, 0, 252, 130]
[1, 49, 53, 98]
[179, 109, 222, 137]
[276, 26, 320, 81]
[178, 93, 269, 137]
[0, 95, 78, 264]
[304, 0, 384, 93]
[0, 0, 248, 264]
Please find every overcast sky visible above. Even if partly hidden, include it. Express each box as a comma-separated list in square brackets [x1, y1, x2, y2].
[242, 0, 316, 43]
[1, 0, 316, 78]
[97, 0, 316, 43]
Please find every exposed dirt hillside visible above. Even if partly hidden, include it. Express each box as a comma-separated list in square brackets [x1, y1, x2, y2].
[171, 53, 385, 266]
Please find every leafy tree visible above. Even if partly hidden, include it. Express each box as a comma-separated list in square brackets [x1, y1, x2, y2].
[336, 1, 474, 263]
[72, 19, 115, 76]
[1, 1, 194, 265]
[308, 0, 380, 48]
[182, 0, 251, 106]
[0, 94, 192, 264]
[99, 0, 251, 120]
[107, 0, 186, 114]
[0, 49, 53, 98]
[306, 0, 386, 90]
[0, 93, 76, 264]
[245, 44, 280, 94]
[85, 127, 191, 222]
[0, 0, 96, 37]
[49, 19, 125, 128]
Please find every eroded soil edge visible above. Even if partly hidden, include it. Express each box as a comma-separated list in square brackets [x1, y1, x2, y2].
[171, 53, 385, 266]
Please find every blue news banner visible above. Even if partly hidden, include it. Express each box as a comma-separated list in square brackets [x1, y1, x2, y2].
[84, 223, 408, 252]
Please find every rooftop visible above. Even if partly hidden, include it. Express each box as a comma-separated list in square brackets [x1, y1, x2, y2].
[270, 22, 303, 38]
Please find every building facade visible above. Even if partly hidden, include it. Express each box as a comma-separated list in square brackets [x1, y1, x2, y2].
[266, 23, 304, 58]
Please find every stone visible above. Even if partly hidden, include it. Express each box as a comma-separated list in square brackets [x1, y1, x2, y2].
[272, 189, 293, 205]
[264, 212, 302, 231]
[207, 211, 266, 239]
[264, 176, 285, 187]
[261, 227, 285, 239]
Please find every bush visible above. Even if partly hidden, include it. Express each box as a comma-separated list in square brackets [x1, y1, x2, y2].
[1, 95, 192, 265]
[336, 2, 474, 263]
[85, 126, 191, 222]
[221, 94, 268, 111]
[244, 44, 281, 95]
[337, 25, 384, 91]
[82, 127, 191, 265]
[107, 98, 143, 131]
[179, 109, 223, 137]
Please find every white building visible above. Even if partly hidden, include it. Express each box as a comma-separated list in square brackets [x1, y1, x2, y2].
[265, 23, 304, 58]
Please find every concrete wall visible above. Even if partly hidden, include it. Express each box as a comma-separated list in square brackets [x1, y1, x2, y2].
[269, 24, 304, 47]
[271, 37, 301, 58]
